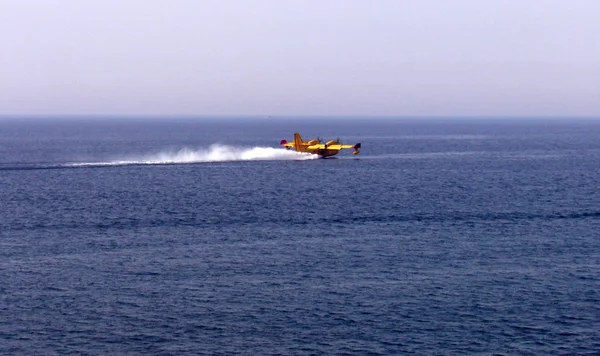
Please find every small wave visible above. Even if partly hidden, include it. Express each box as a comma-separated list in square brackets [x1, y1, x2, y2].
[66, 145, 318, 167]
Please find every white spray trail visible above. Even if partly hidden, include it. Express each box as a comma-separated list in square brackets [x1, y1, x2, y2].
[67, 145, 318, 167]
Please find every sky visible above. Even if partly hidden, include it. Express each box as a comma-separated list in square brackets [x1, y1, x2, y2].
[1, 0, 599, 117]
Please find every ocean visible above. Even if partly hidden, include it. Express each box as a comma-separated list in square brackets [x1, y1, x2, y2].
[1, 117, 599, 355]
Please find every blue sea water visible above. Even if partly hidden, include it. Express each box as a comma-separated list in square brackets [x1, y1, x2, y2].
[1, 117, 599, 355]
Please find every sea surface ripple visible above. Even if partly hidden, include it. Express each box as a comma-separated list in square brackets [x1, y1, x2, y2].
[1, 118, 599, 355]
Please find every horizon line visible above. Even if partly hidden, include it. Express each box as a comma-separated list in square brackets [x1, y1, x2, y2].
[2, 114, 600, 120]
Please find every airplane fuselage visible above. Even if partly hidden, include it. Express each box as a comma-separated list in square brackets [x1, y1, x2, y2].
[280, 132, 361, 157]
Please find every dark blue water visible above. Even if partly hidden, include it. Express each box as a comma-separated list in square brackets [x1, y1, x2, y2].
[2, 117, 599, 355]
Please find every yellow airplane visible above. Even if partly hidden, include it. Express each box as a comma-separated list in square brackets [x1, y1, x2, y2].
[280, 132, 361, 157]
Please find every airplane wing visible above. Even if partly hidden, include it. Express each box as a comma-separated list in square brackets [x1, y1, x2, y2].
[308, 144, 356, 150]
[325, 144, 356, 150]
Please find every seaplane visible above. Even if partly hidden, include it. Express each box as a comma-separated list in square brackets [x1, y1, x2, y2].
[280, 132, 361, 158]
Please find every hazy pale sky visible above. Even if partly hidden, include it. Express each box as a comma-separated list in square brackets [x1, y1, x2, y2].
[1, 0, 599, 116]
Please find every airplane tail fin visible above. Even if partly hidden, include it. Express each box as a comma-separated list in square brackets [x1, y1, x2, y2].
[293, 132, 305, 152]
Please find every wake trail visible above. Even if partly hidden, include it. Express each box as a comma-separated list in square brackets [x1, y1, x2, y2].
[65, 145, 318, 167]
